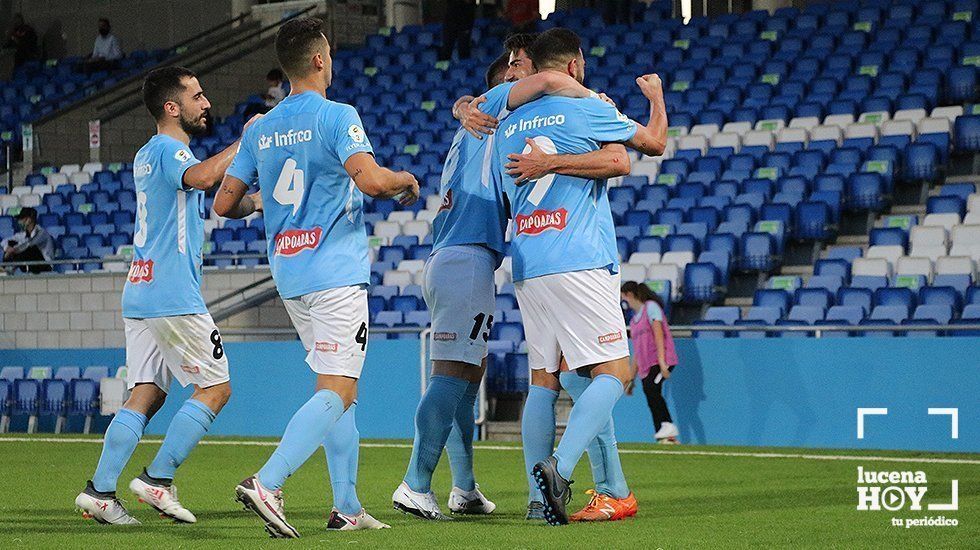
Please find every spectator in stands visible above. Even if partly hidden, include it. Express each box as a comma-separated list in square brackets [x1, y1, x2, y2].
[83, 18, 122, 73]
[3, 13, 38, 68]
[438, 0, 475, 61]
[3, 207, 53, 274]
[621, 280, 679, 443]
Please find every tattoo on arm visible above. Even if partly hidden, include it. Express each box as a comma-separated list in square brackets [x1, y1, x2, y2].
[351, 168, 363, 179]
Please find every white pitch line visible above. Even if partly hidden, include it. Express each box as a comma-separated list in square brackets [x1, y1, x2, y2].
[1, 437, 978, 465]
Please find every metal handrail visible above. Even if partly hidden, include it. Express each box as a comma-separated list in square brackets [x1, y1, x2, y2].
[100, 4, 319, 122]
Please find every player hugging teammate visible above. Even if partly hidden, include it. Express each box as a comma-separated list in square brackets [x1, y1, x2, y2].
[74, 17, 666, 534]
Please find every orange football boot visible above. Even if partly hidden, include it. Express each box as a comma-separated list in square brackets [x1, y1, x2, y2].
[569, 489, 638, 522]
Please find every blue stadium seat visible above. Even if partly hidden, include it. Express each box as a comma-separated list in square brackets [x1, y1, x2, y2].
[0, 367, 24, 382]
[806, 275, 844, 295]
[40, 379, 67, 418]
[703, 306, 740, 325]
[739, 232, 777, 271]
[954, 114, 980, 152]
[753, 289, 791, 317]
[869, 227, 908, 249]
[926, 195, 965, 218]
[874, 287, 916, 316]
[794, 287, 833, 311]
[870, 305, 909, 324]
[682, 262, 722, 304]
[390, 295, 422, 314]
[491, 322, 524, 345]
[13, 379, 39, 418]
[825, 305, 864, 326]
[743, 306, 782, 325]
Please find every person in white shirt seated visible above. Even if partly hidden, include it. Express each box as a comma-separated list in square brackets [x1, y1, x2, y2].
[3, 207, 54, 274]
[84, 18, 122, 73]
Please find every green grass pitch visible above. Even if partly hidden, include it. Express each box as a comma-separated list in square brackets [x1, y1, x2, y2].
[0, 436, 976, 548]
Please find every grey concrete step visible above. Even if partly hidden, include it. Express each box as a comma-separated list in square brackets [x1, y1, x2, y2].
[780, 265, 814, 276]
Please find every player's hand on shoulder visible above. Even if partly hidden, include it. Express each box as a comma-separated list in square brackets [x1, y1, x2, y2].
[635, 74, 664, 101]
[243, 113, 263, 131]
[460, 96, 498, 140]
[395, 172, 420, 206]
[597, 92, 617, 108]
[248, 191, 263, 212]
[506, 137, 552, 185]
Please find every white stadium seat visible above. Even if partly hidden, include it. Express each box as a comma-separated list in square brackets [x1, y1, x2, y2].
[865, 245, 903, 269]
[397, 259, 425, 275]
[776, 127, 808, 146]
[425, 195, 443, 211]
[910, 225, 948, 248]
[845, 123, 879, 140]
[895, 256, 934, 281]
[892, 109, 927, 125]
[59, 164, 81, 176]
[935, 256, 975, 277]
[81, 162, 103, 175]
[677, 134, 708, 154]
[402, 220, 430, 240]
[373, 221, 401, 240]
[386, 211, 415, 225]
[646, 264, 681, 299]
[709, 132, 741, 152]
[917, 117, 951, 135]
[741, 130, 774, 149]
[823, 114, 855, 128]
[722, 121, 753, 135]
[808, 125, 843, 144]
[909, 245, 947, 263]
[688, 124, 719, 139]
[628, 252, 661, 266]
[660, 251, 695, 270]
[922, 213, 961, 232]
[951, 224, 980, 246]
[619, 263, 647, 283]
[788, 116, 820, 130]
[851, 257, 891, 278]
[880, 119, 916, 138]
[415, 210, 437, 224]
[18, 194, 40, 207]
[382, 270, 413, 288]
[931, 105, 964, 122]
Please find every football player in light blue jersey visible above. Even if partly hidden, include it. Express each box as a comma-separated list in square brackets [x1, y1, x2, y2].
[392, 48, 605, 520]
[75, 66, 259, 525]
[493, 28, 667, 525]
[214, 18, 419, 536]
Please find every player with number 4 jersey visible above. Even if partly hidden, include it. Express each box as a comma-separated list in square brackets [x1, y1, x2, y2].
[76, 66, 255, 526]
[216, 18, 418, 537]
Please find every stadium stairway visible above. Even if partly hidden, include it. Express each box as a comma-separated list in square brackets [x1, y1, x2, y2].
[29, 9, 293, 166]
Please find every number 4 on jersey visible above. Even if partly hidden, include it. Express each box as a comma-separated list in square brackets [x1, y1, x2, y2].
[273, 158, 305, 215]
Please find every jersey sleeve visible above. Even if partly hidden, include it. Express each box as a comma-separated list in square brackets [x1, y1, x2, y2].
[226, 126, 258, 185]
[327, 104, 374, 166]
[579, 96, 638, 144]
[646, 301, 665, 323]
[159, 139, 202, 190]
[481, 81, 516, 118]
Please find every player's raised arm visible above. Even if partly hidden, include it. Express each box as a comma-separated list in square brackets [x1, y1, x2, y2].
[183, 114, 262, 190]
[623, 73, 668, 157]
[344, 152, 420, 205]
[506, 140, 631, 184]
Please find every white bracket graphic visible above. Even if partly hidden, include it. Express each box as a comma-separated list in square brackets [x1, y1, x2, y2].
[928, 480, 959, 511]
[928, 408, 959, 439]
[857, 408, 888, 439]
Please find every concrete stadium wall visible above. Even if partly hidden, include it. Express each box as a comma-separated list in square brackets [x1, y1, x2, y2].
[0, 267, 294, 349]
[0, 338, 976, 452]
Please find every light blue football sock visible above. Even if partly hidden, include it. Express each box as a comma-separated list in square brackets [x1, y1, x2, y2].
[522, 385, 558, 504]
[445, 380, 480, 492]
[323, 402, 362, 515]
[146, 399, 215, 481]
[403, 375, 469, 493]
[553, 374, 624, 481]
[92, 408, 147, 493]
[258, 389, 344, 491]
[560, 372, 630, 498]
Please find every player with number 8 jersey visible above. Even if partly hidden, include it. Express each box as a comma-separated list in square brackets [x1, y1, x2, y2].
[76, 66, 254, 527]
[216, 17, 418, 536]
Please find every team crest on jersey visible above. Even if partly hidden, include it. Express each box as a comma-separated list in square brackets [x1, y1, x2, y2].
[274, 227, 323, 256]
[174, 149, 192, 162]
[515, 208, 568, 236]
[438, 189, 453, 213]
[127, 259, 154, 284]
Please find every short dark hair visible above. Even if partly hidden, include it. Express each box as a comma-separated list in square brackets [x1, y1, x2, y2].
[266, 68, 284, 82]
[528, 28, 581, 71]
[275, 17, 327, 78]
[16, 207, 37, 223]
[504, 32, 537, 56]
[142, 66, 196, 120]
[485, 52, 509, 88]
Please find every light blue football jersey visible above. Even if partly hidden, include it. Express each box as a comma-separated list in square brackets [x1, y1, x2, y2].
[122, 134, 208, 318]
[431, 81, 515, 267]
[226, 91, 373, 299]
[493, 95, 637, 282]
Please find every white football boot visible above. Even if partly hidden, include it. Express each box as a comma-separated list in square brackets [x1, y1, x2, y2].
[447, 484, 496, 515]
[392, 481, 452, 520]
[75, 481, 140, 525]
[235, 475, 300, 538]
[654, 421, 679, 442]
[326, 507, 391, 530]
[129, 471, 197, 523]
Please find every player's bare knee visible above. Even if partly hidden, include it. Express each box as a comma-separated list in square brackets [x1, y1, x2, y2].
[431, 360, 484, 383]
[192, 382, 231, 414]
[124, 383, 167, 418]
[589, 357, 632, 387]
[531, 369, 561, 391]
